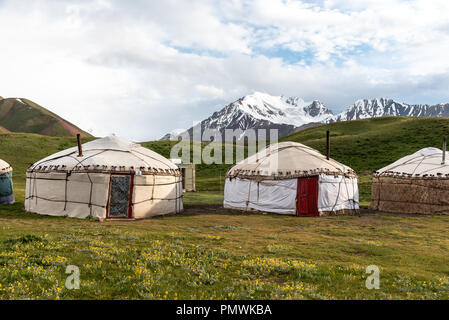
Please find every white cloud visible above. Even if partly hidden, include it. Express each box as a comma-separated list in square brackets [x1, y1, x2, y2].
[195, 85, 225, 98]
[0, 0, 449, 140]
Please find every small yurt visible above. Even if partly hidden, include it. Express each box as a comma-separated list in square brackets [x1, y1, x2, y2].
[371, 147, 449, 214]
[0, 159, 14, 205]
[25, 136, 183, 219]
[224, 141, 359, 216]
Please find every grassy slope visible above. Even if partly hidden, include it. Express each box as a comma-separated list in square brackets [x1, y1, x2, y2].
[1, 119, 449, 299]
[282, 116, 449, 172]
[0, 98, 92, 137]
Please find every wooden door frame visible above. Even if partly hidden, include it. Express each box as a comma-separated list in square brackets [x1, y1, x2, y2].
[106, 173, 135, 219]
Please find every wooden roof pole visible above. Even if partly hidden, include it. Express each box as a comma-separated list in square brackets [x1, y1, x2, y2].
[442, 136, 446, 165]
[77, 134, 83, 157]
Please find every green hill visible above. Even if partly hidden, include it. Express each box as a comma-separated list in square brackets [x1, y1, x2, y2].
[282, 116, 449, 172]
[0, 97, 91, 137]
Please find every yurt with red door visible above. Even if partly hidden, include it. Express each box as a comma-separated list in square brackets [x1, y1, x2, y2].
[224, 141, 359, 216]
[25, 136, 183, 220]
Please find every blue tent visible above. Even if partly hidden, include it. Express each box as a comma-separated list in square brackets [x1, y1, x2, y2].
[0, 159, 14, 205]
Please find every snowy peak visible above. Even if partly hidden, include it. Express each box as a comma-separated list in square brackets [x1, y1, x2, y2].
[333, 98, 449, 121]
[228, 92, 333, 126]
[334, 98, 405, 121]
[161, 92, 334, 140]
[304, 100, 334, 118]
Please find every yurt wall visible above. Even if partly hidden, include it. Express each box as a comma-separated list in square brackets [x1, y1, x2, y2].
[370, 147, 449, 214]
[371, 175, 449, 214]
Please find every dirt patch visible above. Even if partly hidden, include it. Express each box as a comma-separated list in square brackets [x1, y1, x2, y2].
[41, 120, 87, 137]
[0, 125, 11, 133]
[359, 207, 446, 217]
[179, 205, 442, 218]
[58, 120, 87, 137]
[180, 204, 248, 216]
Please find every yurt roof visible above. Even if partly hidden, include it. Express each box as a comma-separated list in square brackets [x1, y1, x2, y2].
[376, 147, 449, 177]
[226, 141, 356, 179]
[28, 136, 179, 175]
[0, 159, 12, 174]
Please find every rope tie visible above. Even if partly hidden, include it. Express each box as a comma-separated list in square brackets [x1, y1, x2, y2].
[88, 178, 93, 216]
[246, 180, 252, 211]
[63, 172, 69, 211]
[151, 174, 155, 201]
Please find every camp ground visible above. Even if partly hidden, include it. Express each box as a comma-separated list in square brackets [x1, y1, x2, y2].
[1, 117, 449, 300]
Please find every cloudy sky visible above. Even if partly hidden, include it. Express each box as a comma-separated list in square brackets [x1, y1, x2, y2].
[1, 0, 449, 141]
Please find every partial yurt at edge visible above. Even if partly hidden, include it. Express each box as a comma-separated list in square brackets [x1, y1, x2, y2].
[224, 141, 359, 216]
[371, 147, 449, 214]
[0, 159, 14, 205]
[25, 136, 183, 219]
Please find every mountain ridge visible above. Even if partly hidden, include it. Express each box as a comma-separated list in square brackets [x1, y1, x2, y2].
[162, 93, 449, 141]
[163, 92, 334, 141]
[331, 97, 449, 122]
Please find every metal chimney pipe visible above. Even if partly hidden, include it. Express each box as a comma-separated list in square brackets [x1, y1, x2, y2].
[77, 134, 83, 157]
[326, 130, 330, 160]
[442, 137, 446, 164]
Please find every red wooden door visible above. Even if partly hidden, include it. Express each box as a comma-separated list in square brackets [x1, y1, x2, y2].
[296, 176, 319, 216]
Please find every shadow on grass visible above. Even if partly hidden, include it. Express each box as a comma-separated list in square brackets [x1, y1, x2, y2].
[0, 201, 72, 221]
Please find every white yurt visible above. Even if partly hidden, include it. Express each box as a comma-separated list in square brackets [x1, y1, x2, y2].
[224, 141, 359, 216]
[0, 159, 14, 205]
[371, 147, 449, 214]
[25, 136, 183, 219]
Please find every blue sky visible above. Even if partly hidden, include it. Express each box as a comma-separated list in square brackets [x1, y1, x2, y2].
[1, 0, 449, 140]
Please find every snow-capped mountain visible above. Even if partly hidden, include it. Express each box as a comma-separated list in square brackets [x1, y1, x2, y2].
[162, 92, 334, 140]
[161, 94, 449, 141]
[331, 98, 449, 122]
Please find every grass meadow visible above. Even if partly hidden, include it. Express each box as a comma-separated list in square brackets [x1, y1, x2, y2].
[2, 199, 448, 299]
